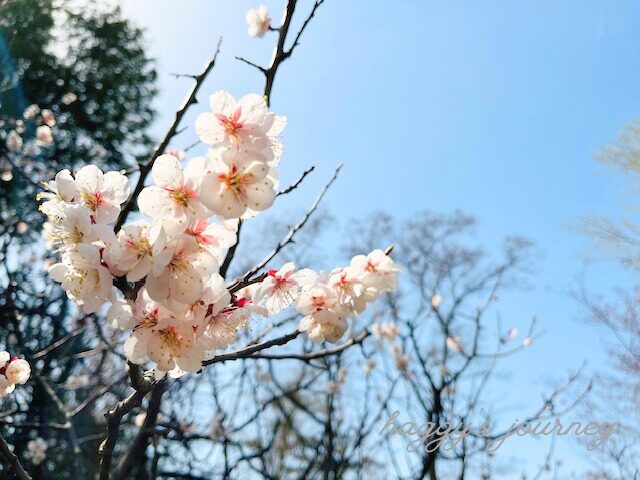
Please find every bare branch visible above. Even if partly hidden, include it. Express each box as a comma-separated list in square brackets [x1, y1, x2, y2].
[114, 38, 223, 232]
[0, 432, 32, 480]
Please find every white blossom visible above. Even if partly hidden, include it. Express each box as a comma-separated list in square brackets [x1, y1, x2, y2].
[41, 204, 95, 249]
[327, 267, 366, 315]
[41, 109, 56, 127]
[145, 234, 218, 306]
[125, 292, 206, 376]
[199, 149, 277, 219]
[74, 165, 130, 224]
[246, 5, 271, 38]
[6, 130, 23, 152]
[27, 438, 47, 466]
[350, 249, 401, 294]
[297, 283, 346, 343]
[0, 354, 31, 397]
[5, 359, 31, 385]
[185, 218, 237, 262]
[446, 335, 462, 353]
[36, 125, 53, 146]
[254, 262, 316, 315]
[431, 293, 442, 308]
[38, 169, 78, 204]
[48, 243, 113, 313]
[138, 155, 212, 237]
[61, 92, 77, 105]
[23, 104, 40, 119]
[110, 220, 169, 282]
[195, 91, 286, 163]
[371, 322, 400, 342]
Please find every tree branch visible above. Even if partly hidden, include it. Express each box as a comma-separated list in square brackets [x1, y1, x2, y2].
[0, 432, 32, 480]
[114, 38, 222, 232]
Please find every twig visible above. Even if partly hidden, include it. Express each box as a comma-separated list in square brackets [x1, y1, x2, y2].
[202, 330, 301, 366]
[0, 432, 32, 480]
[237, 163, 343, 284]
[114, 38, 222, 232]
[251, 330, 370, 362]
[236, 0, 327, 105]
[114, 380, 167, 480]
[98, 365, 157, 480]
[277, 165, 315, 196]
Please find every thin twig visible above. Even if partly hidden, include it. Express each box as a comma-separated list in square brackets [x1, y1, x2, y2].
[114, 38, 222, 232]
[238, 162, 343, 284]
[0, 432, 32, 480]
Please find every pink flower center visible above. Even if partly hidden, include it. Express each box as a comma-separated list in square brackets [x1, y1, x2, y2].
[215, 108, 244, 145]
[217, 165, 253, 196]
[82, 192, 104, 212]
[159, 325, 182, 349]
[164, 185, 197, 207]
[311, 296, 326, 310]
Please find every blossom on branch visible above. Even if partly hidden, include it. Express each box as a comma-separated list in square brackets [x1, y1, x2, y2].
[246, 5, 272, 38]
[195, 91, 286, 164]
[138, 154, 212, 237]
[0, 352, 31, 397]
[38, 84, 400, 376]
[199, 149, 277, 219]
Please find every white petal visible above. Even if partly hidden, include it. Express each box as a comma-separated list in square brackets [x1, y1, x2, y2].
[195, 113, 225, 145]
[152, 154, 183, 189]
[209, 91, 236, 114]
[103, 171, 130, 203]
[75, 165, 103, 192]
[146, 270, 170, 302]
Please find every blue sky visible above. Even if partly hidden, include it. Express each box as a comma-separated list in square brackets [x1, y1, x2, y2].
[119, 0, 639, 476]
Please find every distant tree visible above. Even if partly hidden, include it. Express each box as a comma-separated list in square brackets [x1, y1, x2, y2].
[0, 1, 156, 478]
[577, 121, 640, 479]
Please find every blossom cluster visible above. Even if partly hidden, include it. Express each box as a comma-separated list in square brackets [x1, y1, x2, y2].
[0, 352, 31, 397]
[27, 437, 47, 466]
[39, 90, 399, 378]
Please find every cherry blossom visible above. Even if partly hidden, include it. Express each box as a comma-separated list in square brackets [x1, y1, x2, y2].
[41, 109, 56, 127]
[48, 243, 113, 313]
[0, 353, 31, 397]
[254, 262, 317, 314]
[371, 322, 400, 342]
[110, 220, 169, 282]
[350, 249, 401, 293]
[138, 155, 211, 237]
[195, 91, 286, 163]
[431, 293, 442, 308]
[199, 149, 277, 219]
[23, 104, 40, 119]
[145, 234, 218, 306]
[27, 438, 47, 466]
[246, 5, 272, 38]
[297, 284, 346, 343]
[327, 267, 367, 315]
[39, 169, 78, 204]
[446, 335, 463, 353]
[6, 130, 22, 152]
[106, 290, 135, 330]
[61, 92, 77, 105]
[74, 165, 130, 224]
[204, 286, 268, 346]
[5, 359, 31, 385]
[125, 289, 206, 376]
[201, 304, 247, 352]
[186, 218, 237, 262]
[36, 125, 53, 146]
[36, 83, 401, 381]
